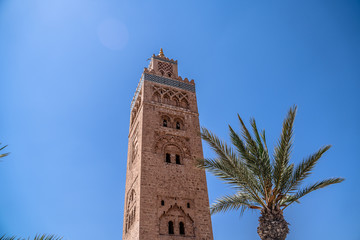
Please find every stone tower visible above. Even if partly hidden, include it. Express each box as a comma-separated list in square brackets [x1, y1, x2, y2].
[123, 49, 214, 240]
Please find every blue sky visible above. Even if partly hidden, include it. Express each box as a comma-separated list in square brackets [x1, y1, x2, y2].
[0, 0, 359, 239]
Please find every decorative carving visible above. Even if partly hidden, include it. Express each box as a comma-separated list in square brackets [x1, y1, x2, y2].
[125, 189, 137, 233]
[142, 68, 195, 90]
[154, 134, 191, 158]
[130, 90, 142, 125]
[129, 125, 139, 169]
[158, 61, 173, 77]
[160, 114, 171, 128]
[151, 86, 190, 109]
[159, 113, 185, 130]
[159, 203, 195, 236]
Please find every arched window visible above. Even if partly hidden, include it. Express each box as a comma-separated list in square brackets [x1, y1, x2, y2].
[161, 200, 165, 206]
[176, 122, 180, 129]
[164, 145, 181, 165]
[160, 70, 164, 76]
[187, 202, 190, 208]
[179, 222, 185, 235]
[163, 95, 170, 104]
[175, 154, 180, 164]
[181, 99, 189, 109]
[166, 153, 171, 163]
[173, 98, 179, 106]
[152, 92, 161, 102]
[163, 119, 168, 127]
[167, 72, 172, 77]
[168, 221, 174, 234]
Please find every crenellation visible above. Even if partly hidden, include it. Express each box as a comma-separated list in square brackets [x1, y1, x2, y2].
[143, 67, 195, 86]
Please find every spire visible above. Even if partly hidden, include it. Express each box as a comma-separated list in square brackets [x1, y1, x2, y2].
[158, 48, 165, 57]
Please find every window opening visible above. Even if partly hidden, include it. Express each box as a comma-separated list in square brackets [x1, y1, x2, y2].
[163, 119, 167, 127]
[176, 154, 180, 164]
[161, 200, 165, 206]
[179, 222, 185, 235]
[166, 153, 171, 163]
[187, 203, 190, 208]
[168, 221, 174, 235]
[176, 122, 180, 129]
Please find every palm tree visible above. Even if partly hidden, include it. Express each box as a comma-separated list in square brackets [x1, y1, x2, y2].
[197, 106, 344, 240]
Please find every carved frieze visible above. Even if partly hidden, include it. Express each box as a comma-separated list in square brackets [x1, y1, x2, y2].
[154, 133, 191, 158]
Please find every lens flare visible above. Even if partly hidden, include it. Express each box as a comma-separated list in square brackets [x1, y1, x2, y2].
[97, 18, 129, 50]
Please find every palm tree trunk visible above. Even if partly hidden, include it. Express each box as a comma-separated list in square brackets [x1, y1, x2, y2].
[257, 206, 289, 240]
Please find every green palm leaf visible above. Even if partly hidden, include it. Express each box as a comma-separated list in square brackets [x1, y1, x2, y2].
[284, 145, 332, 195]
[0, 143, 9, 159]
[199, 105, 343, 213]
[282, 178, 344, 208]
[273, 106, 297, 192]
[199, 128, 265, 206]
[210, 192, 261, 215]
[199, 105, 344, 239]
[0, 235, 62, 240]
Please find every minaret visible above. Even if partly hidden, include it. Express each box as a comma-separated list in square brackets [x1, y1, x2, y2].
[123, 49, 214, 240]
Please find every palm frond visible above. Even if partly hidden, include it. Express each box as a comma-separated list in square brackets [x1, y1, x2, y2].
[250, 119, 272, 193]
[197, 157, 265, 207]
[228, 125, 258, 176]
[237, 115, 260, 162]
[0, 235, 20, 240]
[201, 127, 237, 165]
[277, 163, 294, 196]
[199, 105, 344, 216]
[32, 234, 62, 240]
[273, 106, 297, 191]
[279, 194, 300, 206]
[282, 177, 345, 208]
[260, 130, 268, 153]
[0, 143, 9, 159]
[210, 192, 261, 215]
[196, 158, 247, 189]
[229, 117, 272, 202]
[199, 127, 265, 206]
[284, 145, 331, 195]
[0, 235, 62, 240]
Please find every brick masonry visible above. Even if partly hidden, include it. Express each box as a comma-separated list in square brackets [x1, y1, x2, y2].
[123, 50, 214, 240]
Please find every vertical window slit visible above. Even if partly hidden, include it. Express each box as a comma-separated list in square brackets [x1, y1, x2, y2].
[168, 221, 174, 235]
[166, 153, 171, 163]
[179, 222, 185, 235]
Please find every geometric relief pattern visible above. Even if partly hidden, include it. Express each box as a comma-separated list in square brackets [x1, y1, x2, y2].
[159, 203, 195, 237]
[129, 135, 138, 168]
[125, 189, 136, 234]
[154, 134, 191, 158]
[158, 61, 173, 77]
[151, 85, 190, 109]
[144, 72, 195, 92]
[131, 90, 142, 125]
[128, 123, 139, 170]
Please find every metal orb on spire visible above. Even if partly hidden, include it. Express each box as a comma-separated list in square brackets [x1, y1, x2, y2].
[158, 48, 164, 57]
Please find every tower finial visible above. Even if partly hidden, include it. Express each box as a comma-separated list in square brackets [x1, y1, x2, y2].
[158, 48, 165, 57]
